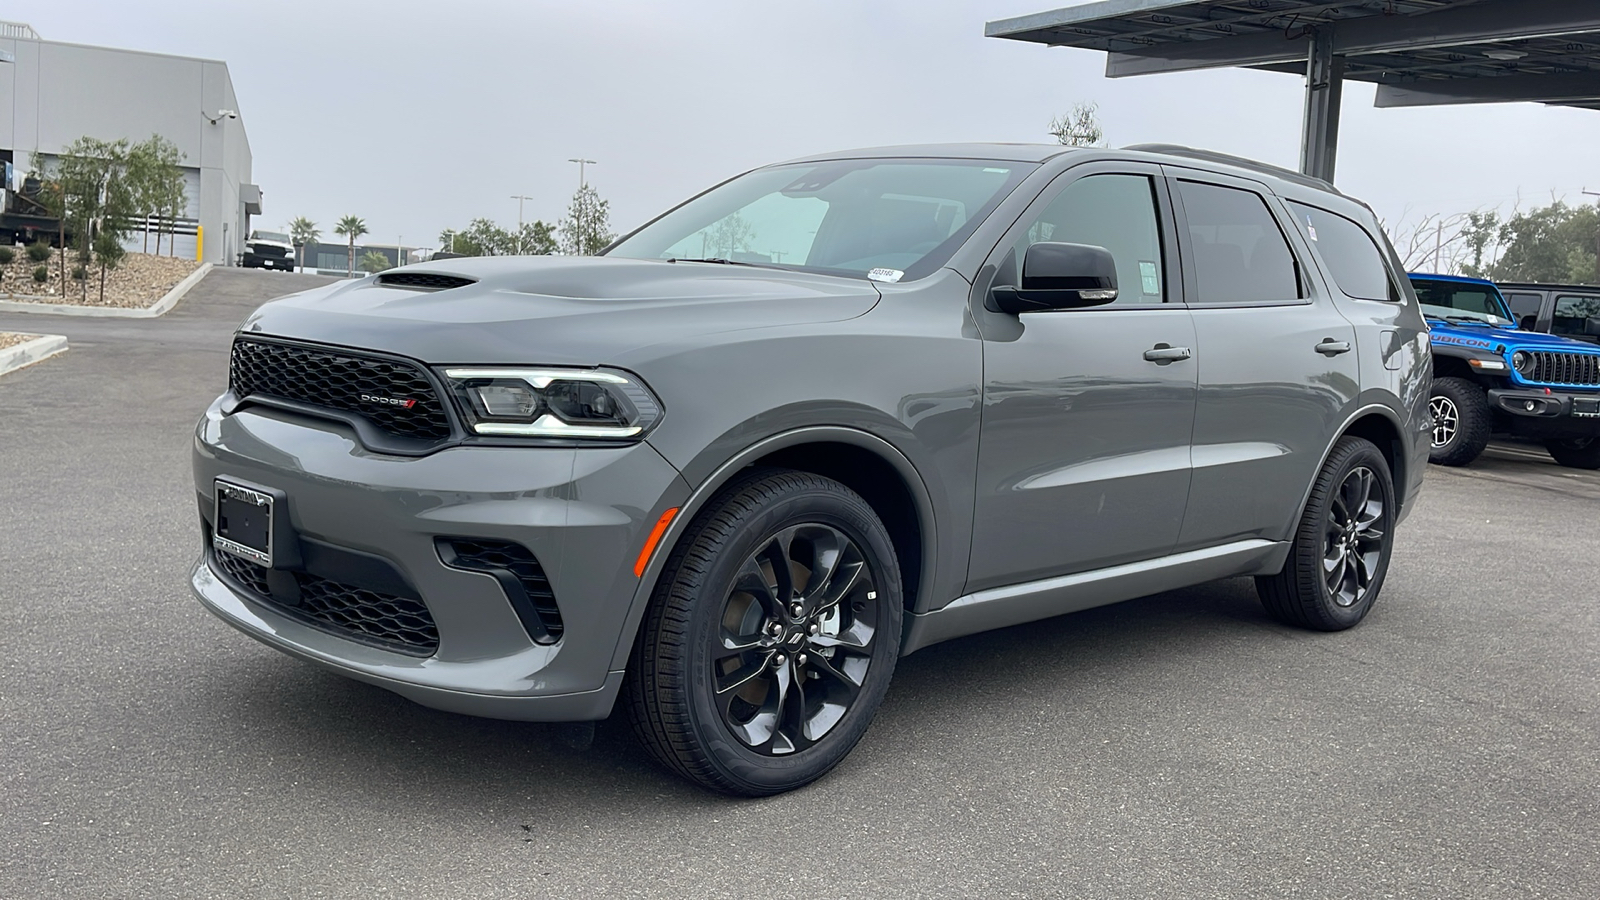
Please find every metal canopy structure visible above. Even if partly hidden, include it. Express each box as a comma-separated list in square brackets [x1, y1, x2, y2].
[986, 0, 1600, 182]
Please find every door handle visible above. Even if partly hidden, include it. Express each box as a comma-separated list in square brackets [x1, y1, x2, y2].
[1315, 339, 1352, 357]
[1143, 344, 1192, 363]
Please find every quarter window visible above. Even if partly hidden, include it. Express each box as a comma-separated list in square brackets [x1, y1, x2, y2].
[1004, 173, 1166, 304]
[1177, 181, 1302, 303]
[1288, 201, 1397, 302]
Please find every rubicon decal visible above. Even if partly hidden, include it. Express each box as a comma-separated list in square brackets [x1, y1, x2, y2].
[360, 394, 417, 408]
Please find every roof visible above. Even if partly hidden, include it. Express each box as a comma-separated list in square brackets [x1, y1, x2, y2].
[1496, 282, 1600, 292]
[780, 143, 1079, 164]
[987, 1, 1600, 111]
[1408, 272, 1497, 286]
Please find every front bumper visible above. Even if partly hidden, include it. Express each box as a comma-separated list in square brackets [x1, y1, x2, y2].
[1488, 387, 1600, 437]
[190, 397, 689, 721]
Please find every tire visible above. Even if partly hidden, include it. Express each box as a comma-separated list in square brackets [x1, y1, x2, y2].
[627, 468, 902, 796]
[1256, 436, 1395, 631]
[1428, 376, 1491, 466]
[1545, 436, 1600, 470]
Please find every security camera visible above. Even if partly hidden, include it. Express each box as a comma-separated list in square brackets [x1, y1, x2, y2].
[219, 109, 238, 119]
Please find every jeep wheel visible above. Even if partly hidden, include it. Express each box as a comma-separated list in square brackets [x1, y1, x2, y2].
[1428, 376, 1491, 466]
[1256, 436, 1395, 631]
[1545, 437, 1600, 470]
[627, 469, 902, 796]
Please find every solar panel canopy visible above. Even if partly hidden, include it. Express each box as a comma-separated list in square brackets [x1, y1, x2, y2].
[986, 0, 1600, 111]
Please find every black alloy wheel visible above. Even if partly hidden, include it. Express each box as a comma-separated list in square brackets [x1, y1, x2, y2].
[1427, 377, 1491, 466]
[628, 468, 902, 796]
[1257, 436, 1395, 631]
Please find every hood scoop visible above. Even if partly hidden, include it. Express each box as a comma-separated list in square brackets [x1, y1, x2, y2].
[376, 272, 477, 291]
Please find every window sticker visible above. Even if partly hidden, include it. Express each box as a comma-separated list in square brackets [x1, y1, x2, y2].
[1139, 260, 1160, 296]
[867, 268, 904, 283]
[1306, 215, 1319, 241]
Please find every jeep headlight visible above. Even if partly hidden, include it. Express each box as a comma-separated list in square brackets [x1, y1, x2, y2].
[440, 367, 662, 440]
[1512, 350, 1535, 375]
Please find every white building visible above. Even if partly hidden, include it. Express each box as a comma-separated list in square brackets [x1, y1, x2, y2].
[0, 20, 259, 264]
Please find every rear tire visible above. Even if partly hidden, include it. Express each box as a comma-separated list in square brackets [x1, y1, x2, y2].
[1545, 437, 1600, 470]
[1257, 436, 1395, 631]
[1428, 377, 1491, 466]
[627, 468, 902, 796]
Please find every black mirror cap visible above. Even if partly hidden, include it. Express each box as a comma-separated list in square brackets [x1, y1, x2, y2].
[992, 242, 1119, 314]
[1585, 316, 1600, 338]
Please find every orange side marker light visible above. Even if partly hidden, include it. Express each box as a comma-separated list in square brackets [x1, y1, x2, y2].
[634, 507, 680, 577]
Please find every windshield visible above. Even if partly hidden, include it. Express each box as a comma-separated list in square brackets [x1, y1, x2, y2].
[1410, 278, 1514, 326]
[607, 159, 1034, 282]
[253, 231, 291, 243]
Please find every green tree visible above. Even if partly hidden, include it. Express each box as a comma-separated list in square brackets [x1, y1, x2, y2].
[50, 137, 138, 299]
[359, 249, 393, 273]
[334, 215, 368, 276]
[438, 217, 557, 256]
[1480, 201, 1600, 284]
[559, 184, 614, 255]
[126, 134, 185, 255]
[92, 229, 126, 303]
[1048, 102, 1105, 147]
[289, 216, 320, 272]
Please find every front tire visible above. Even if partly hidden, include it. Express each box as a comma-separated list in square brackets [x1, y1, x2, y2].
[627, 469, 902, 796]
[1257, 436, 1395, 631]
[1545, 437, 1600, 470]
[1428, 376, 1491, 466]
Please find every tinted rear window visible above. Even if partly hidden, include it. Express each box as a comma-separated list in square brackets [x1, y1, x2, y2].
[1289, 202, 1396, 302]
[1177, 180, 1301, 303]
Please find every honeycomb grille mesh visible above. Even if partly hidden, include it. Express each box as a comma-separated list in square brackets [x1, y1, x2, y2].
[442, 538, 563, 642]
[211, 549, 440, 656]
[229, 338, 452, 441]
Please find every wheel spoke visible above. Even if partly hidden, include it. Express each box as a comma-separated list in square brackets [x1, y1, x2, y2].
[733, 558, 783, 619]
[715, 651, 774, 696]
[809, 619, 875, 651]
[764, 661, 797, 755]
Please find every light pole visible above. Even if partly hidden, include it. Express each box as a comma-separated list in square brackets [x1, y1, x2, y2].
[568, 158, 597, 190]
[510, 194, 533, 254]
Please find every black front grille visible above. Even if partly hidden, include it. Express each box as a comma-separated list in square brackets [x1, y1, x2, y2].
[211, 549, 440, 656]
[438, 538, 563, 643]
[1525, 350, 1600, 387]
[230, 338, 452, 442]
[376, 272, 476, 291]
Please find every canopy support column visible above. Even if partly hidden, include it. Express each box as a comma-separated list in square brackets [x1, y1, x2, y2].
[1300, 28, 1345, 183]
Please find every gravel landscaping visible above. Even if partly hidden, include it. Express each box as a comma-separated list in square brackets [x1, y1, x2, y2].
[0, 331, 39, 350]
[1, 247, 202, 309]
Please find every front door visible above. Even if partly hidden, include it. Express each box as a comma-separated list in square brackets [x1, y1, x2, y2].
[967, 164, 1198, 593]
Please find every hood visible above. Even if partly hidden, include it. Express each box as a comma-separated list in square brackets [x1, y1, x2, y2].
[239, 256, 882, 366]
[1429, 320, 1600, 354]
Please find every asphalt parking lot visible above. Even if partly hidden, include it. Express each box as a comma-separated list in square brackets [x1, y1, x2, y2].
[2, 269, 1597, 899]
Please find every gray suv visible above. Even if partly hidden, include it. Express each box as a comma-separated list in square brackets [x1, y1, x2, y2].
[191, 143, 1430, 795]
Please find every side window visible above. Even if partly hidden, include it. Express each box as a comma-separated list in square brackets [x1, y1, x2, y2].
[1504, 292, 1544, 330]
[1004, 173, 1166, 304]
[1177, 180, 1302, 303]
[1288, 201, 1397, 302]
[1553, 295, 1600, 340]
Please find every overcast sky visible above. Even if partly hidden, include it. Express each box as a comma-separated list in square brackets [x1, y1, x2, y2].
[32, 1, 1600, 255]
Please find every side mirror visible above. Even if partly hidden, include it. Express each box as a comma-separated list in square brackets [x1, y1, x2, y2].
[992, 242, 1119, 314]
[1585, 316, 1600, 338]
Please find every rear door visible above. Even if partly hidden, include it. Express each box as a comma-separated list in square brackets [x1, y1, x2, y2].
[1166, 170, 1361, 551]
[967, 162, 1197, 591]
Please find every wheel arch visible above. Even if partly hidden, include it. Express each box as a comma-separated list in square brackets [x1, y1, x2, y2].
[1293, 404, 1410, 529]
[608, 427, 939, 672]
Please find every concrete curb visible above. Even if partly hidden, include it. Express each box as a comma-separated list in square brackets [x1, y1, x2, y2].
[0, 262, 213, 318]
[0, 333, 68, 378]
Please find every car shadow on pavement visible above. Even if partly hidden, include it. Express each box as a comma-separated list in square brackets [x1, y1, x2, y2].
[200, 575, 1291, 816]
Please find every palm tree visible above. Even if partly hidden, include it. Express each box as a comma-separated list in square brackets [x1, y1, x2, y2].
[288, 216, 320, 273]
[333, 215, 368, 277]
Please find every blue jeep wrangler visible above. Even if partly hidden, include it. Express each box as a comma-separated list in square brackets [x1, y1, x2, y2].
[1412, 273, 1600, 469]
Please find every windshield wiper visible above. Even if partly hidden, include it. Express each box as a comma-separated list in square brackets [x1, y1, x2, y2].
[1426, 314, 1495, 325]
[665, 257, 765, 268]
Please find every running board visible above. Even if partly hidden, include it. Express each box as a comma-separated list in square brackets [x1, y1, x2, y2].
[900, 539, 1287, 655]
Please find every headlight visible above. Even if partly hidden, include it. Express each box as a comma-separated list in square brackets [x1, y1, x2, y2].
[439, 367, 662, 440]
[1512, 350, 1535, 375]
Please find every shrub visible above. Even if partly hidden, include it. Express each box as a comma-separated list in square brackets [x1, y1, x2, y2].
[71, 265, 87, 281]
[0, 247, 14, 265]
[26, 241, 51, 263]
[32, 265, 49, 283]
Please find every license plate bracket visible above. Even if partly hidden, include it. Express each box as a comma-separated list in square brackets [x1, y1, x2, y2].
[214, 479, 275, 567]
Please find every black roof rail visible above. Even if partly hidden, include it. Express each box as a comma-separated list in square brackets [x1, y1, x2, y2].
[1496, 281, 1600, 291]
[1123, 143, 1343, 196]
